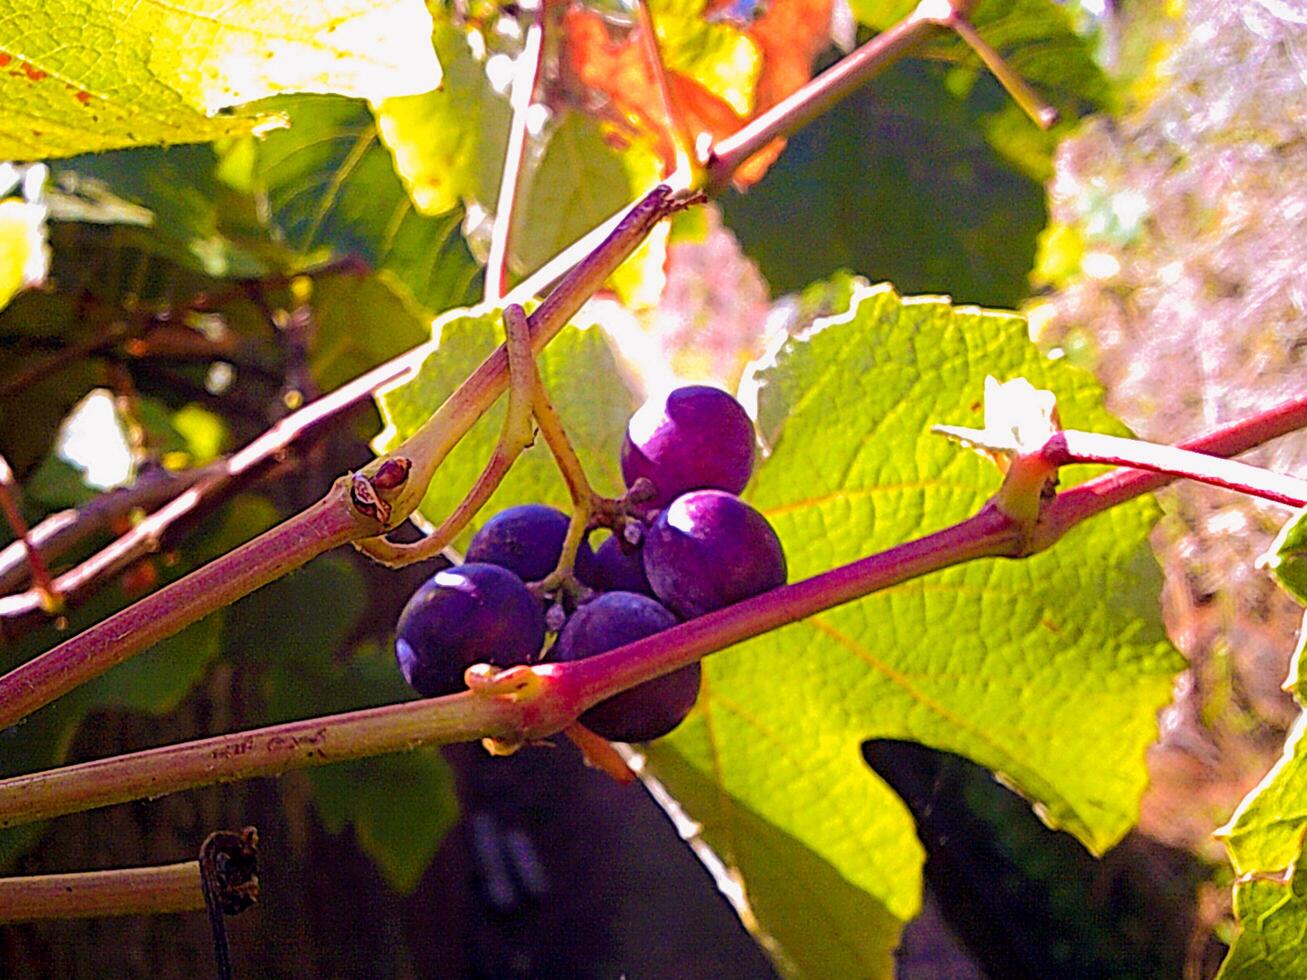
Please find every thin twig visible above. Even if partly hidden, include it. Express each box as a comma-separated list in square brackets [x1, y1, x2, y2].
[0, 454, 59, 610]
[355, 303, 540, 567]
[945, 11, 1059, 129]
[0, 465, 210, 595]
[704, 4, 951, 191]
[484, 10, 546, 303]
[0, 860, 204, 921]
[1043, 430, 1307, 509]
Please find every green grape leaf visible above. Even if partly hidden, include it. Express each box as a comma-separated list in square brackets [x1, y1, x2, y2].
[1261, 508, 1307, 606]
[309, 745, 458, 894]
[50, 146, 275, 279]
[373, 307, 637, 542]
[373, 16, 512, 216]
[1218, 598, 1307, 871]
[650, 0, 762, 117]
[721, 61, 1048, 307]
[308, 272, 431, 393]
[0, 197, 47, 312]
[644, 281, 1180, 977]
[0, 0, 441, 160]
[254, 95, 482, 314]
[512, 112, 664, 285]
[1218, 841, 1307, 980]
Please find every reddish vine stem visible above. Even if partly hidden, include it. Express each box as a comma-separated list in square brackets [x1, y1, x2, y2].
[1037, 392, 1307, 547]
[1042, 430, 1307, 509]
[0, 454, 58, 609]
[0, 185, 687, 732]
[704, 2, 954, 191]
[0, 464, 209, 596]
[6, 391, 1307, 827]
[0, 508, 1015, 828]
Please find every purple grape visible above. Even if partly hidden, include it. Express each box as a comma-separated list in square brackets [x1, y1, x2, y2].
[395, 563, 545, 697]
[552, 591, 699, 741]
[621, 385, 756, 510]
[582, 533, 655, 597]
[467, 504, 596, 584]
[643, 490, 786, 619]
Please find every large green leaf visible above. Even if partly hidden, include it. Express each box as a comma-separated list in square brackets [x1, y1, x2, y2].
[373, 306, 637, 542]
[373, 17, 512, 216]
[0, 0, 441, 160]
[1216, 599, 1307, 976]
[255, 95, 482, 315]
[720, 60, 1048, 307]
[852, 0, 1114, 178]
[1218, 840, 1307, 980]
[642, 281, 1180, 976]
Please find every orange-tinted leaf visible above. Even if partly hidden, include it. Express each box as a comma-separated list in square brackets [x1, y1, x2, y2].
[560, 0, 831, 187]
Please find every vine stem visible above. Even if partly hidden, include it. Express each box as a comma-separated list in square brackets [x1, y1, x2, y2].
[0, 185, 688, 733]
[1042, 430, 1307, 509]
[0, 508, 1015, 829]
[0, 492, 362, 732]
[483, 8, 545, 304]
[0, 464, 208, 596]
[704, 0, 953, 192]
[1037, 392, 1307, 545]
[0, 454, 58, 610]
[5, 391, 1307, 827]
[0, 861, 204, 921]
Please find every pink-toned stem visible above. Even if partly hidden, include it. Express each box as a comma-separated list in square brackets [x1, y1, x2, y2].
[0, 508, 1015, 828]
[1038, 393, 1307, 546]
[0, 861, 204, 921]
[0, 493, 360, 733]
[7, 391, 1307, 827]
[0, 454, 58, 607]
[704, 9, 947, 191]
[1043, 430, 1307, 508]
[0, 465, 208, 595]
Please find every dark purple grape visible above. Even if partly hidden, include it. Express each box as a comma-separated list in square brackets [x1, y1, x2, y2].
[643, 490, 786, 619]
[467, 504, 596, 584]
[582, 533, 655, 597]
[552, 591, 699, 741]
[621, 385, 756, 510]
[395, 563, 545, 697]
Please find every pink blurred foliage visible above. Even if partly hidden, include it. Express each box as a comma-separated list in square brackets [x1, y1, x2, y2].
[1036, 0, 1307, 863]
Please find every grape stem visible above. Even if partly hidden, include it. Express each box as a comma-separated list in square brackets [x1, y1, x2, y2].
[483, 6, 546, 304]
[5, 393, 1307, 829]
[0, 186, 691, 733]
[1039, 429, 1307, 510]
[0, 453, 59, 613]
[0, 860, 205, 921]
[354, 303, 541, 567]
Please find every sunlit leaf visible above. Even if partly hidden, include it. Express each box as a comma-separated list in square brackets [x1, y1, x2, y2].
[0, 0, 441, 159]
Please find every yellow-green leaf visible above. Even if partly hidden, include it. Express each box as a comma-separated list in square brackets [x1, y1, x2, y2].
[1, 0, 441, 160]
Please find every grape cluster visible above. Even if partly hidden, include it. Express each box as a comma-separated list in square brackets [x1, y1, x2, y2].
[394, 385, 787, 742]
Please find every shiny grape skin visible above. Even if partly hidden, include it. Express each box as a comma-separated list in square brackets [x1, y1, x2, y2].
[642, 490, 787, 619]
[620, 386, 756, 510]
[552, 591, 700, 742]
[394, 563, 546, 697]
[582, 534, 655, 597]
[466, 504, 597, 584]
